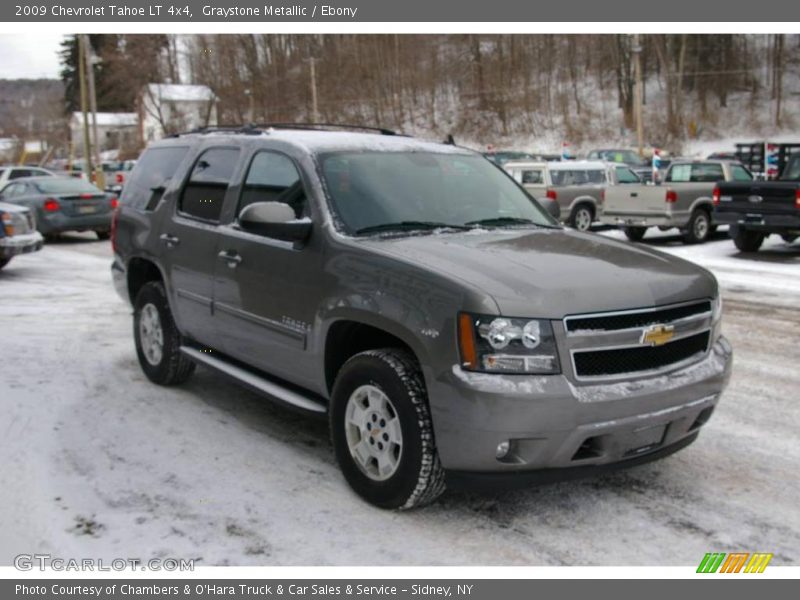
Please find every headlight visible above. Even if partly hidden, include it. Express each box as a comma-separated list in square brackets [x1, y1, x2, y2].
[458, 313, 561, 374]
[711, 295, 722, 323]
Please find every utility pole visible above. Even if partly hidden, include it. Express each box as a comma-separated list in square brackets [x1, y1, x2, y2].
[632, 33, 645, 159]
[78, 36, 93, 180]
[309, 56, 319, 123]
[83, 34, 103, 190]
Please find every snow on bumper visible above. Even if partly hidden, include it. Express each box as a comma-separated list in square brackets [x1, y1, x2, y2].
[429, 335, 733, 473]
[0, 231, 44, 259]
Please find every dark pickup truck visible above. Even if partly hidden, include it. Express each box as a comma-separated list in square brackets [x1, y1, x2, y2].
[714, 153, 800, 252]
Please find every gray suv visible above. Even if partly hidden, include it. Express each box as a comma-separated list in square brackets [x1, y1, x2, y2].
[111, 126, 732, 509]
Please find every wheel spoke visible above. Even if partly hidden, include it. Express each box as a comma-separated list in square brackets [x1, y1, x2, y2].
[351, 439, 372, 467]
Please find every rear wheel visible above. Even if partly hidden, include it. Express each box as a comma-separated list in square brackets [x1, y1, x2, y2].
[732, 227, 765, 253]
[133, 281, 195, 385]
[624, 226, 648, 242]
[330, 348, 445, 509]
[0, 257, 10, 270]
[569, 204, 594, 232]
[683, 209, 711, 244]
[96, 230, 110, 240]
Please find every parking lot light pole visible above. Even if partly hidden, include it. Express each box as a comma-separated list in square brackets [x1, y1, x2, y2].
[77, 36, 93, 180]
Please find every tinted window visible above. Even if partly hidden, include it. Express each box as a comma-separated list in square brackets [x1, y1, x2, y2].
[35, 178, 102, 194]
[123, 146, 190, 210]
[239, 152, 305, 218]
[521, 169, 544, 185]
[550, 169, 605, 186]
[690, 163, 725, 183]
[9, 169, 32, 180]
[782, 156, 800, 181]
[730, 165, 753, 182]
[179, 147, 240, 222]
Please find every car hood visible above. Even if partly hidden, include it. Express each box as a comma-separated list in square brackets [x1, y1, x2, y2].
[361, 228, 716, 318]
[0, 201, 30, 214]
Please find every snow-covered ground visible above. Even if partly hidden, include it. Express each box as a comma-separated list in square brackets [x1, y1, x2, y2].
[1, 232, 798, 566]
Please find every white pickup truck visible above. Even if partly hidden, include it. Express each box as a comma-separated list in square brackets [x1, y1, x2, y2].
[601, 160, 754, 244]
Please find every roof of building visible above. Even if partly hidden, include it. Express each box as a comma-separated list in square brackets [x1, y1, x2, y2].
[71, 112, 138, 127]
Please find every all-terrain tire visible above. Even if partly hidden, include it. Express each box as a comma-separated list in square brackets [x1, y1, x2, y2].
[683, 209, 712, 244]
[624, 226, 648, 242]
[133, 281, 195, 385]
[330, 348, 446, 509]
[732, 227, 765, 253]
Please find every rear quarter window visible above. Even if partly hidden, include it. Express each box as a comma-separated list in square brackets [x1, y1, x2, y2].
[122, 146, 190, 210]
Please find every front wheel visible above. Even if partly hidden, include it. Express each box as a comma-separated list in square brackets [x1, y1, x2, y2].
[0, 257, 10, 270]
[133, 281, 195, 385]
[732, 228, 765, 253]
[683, 209, 711, 244]
[569, 205, 594, 232]
[330, 349, 446, 509]
[624, 226, 648, 242]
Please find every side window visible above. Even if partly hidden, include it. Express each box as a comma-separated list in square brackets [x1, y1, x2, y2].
[124, 146, 190, 210]
[586, 170, 606, 184]
[238, 151, 305, 218]
[9, 169, 32, 180]
[690, 163, 724, 183]
[1, 183, 21, 197]
[178, 147, 240, 222]
[521, 169, 543, 185]
[616, 167, 641, 184]
[730, 165, 753, 182]
[666, 165, 691, 182]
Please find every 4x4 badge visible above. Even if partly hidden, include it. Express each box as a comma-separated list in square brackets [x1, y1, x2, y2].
[641, 324, 675, 347]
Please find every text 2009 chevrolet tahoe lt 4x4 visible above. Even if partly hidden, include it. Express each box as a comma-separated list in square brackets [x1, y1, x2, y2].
[111, 126, 732, 509]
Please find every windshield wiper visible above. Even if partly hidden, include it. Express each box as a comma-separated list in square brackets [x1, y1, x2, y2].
[465, 216, 545, 228]
[355, 221, 472, 235]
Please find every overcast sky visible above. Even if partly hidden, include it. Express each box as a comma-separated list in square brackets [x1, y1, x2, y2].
[0, 34, 67, 79]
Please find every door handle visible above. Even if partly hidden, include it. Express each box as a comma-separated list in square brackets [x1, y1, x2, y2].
[217, 250, 242, 268]
[630, 192, 638, 197]
[159, 233, 180, 247]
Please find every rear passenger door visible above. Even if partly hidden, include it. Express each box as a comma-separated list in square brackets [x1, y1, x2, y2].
[159, 146, 240, 346]
[212, 149, 321, 388]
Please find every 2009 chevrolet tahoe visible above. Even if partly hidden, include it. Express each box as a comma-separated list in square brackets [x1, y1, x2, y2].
[111, 125, 732, 509]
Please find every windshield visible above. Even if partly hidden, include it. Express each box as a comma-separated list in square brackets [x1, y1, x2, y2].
[34, 178, 103, 194]
[320, 152, 555, 235]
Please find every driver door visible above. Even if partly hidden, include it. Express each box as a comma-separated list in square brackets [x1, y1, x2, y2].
[212, 150, 322, 389]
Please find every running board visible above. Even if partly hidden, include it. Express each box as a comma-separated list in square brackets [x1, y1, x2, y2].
[180, 346, 327, 415]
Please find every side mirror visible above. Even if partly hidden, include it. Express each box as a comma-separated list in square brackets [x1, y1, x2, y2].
[239, 201, 311, 243]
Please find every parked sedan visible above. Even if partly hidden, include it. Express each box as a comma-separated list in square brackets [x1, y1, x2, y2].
[0, 177, 117, 240]
[0, 201, 43, 269]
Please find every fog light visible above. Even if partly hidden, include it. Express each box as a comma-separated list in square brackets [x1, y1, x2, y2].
[496, 440, 511, 459]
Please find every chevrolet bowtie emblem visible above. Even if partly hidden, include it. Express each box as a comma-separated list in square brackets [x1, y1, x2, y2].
[641, 324, 675, 347]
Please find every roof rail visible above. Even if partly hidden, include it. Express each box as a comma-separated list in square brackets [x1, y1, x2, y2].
[252, 123, 402, 136]
[166, 123, 403, 138]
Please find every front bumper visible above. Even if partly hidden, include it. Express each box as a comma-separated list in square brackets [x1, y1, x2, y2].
[0, 231, 44, 259]
[428, 335, 732, 475]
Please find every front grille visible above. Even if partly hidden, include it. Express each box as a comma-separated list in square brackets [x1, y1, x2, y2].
[573, 331, 710, 378]
[566, 301, 711, 333]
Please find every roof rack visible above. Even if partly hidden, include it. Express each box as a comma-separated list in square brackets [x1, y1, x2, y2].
[168, 123, 403, 138]
[252, 123, 401, 136]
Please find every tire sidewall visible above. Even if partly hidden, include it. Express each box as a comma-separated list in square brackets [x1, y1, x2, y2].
[686, 210, 710, 244]
[330, 353, 429, 509]
[572, 205, 593, 231]
[133, 282, 180, 383]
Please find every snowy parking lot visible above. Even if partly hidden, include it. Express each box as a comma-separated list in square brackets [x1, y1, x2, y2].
[1, 230, 799, 566]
